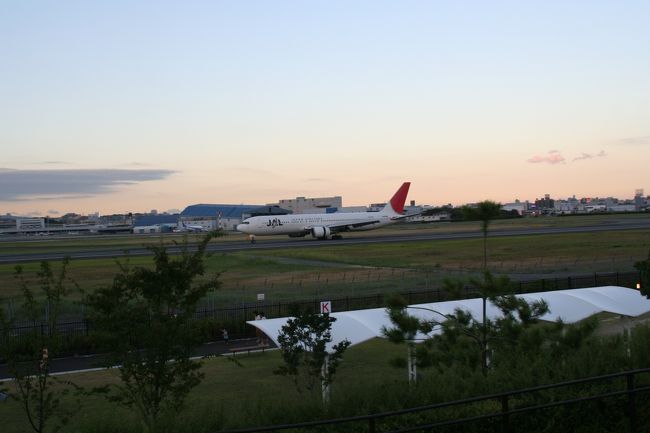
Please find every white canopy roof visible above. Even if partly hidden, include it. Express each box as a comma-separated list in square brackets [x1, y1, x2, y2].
[247, 286, 650, 351]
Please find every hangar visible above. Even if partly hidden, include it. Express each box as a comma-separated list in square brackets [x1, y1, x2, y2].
[180, 204, 290, 231]
[248, 286, 650, 350]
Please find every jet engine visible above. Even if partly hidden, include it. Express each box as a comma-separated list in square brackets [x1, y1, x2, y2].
[311, 226, 331, 239]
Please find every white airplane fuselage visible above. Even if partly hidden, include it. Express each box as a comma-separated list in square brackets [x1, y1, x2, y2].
[236, 182, 412, 240]
[238, 212, 393, 236]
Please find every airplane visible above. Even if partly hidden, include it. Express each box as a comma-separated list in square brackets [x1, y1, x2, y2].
[236, 182, 413, 242]
[174, 221, 208, 233]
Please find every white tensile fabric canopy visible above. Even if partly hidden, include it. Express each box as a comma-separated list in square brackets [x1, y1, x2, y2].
[247, 286, 650, 351]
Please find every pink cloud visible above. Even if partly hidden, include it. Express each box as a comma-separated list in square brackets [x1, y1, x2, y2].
[527, 150, 565, 164]
[572, 150, 606, 162]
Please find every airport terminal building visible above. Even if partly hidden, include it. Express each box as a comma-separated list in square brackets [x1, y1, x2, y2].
[179, 204, 290, 231]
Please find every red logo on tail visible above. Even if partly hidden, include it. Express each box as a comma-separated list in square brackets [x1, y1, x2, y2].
[389, 182, 411, 214]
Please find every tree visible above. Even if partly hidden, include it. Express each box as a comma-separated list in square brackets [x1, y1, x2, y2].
[446, 272, 548, 376]
[385, 273, 549, 378]
[274, 307, 350, 404]
[0, 258, 83, 433]
[382, 295, 444, 384]
[462, 200, 502, 271]
[85, 232, 221, 432]
[634, 249, 650, 299]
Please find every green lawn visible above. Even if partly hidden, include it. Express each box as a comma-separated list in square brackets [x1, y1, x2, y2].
[1, 228, 649, 307]
[3, 319, 650, 433]
[0, 338, 407, 433]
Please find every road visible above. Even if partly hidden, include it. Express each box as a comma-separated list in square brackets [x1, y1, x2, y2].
[1, 219, 649, 264]
[0, 337, 270, 380]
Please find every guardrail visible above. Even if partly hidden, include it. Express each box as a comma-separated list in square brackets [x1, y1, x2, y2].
[216, 368, 650, 433]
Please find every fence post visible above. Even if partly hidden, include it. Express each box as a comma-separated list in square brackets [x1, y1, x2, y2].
[627, 373, 636, 433]
[368, 416, 376, 433]
[500, 394, 510, 433]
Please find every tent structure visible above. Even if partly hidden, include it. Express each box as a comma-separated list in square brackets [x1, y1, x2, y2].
[248, 286, 650, 350]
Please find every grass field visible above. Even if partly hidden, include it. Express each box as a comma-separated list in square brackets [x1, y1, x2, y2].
[1, 214, 649, 308]
[2, 319, 649, 433]
[0, 338, 407, 433]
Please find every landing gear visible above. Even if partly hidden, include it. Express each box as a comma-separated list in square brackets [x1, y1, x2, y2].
[331, 234, 343, 240]
[249, 235, 256, 244]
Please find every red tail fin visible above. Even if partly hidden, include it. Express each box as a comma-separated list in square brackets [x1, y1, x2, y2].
[389, 182, 411, 214]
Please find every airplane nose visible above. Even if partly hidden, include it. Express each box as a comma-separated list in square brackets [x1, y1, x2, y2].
[236, 224, 248, 233]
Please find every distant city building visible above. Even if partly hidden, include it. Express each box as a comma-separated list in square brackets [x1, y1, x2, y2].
[133, 225, 167, 234]
[329, 206, 369, 213]
[534, 194, 555, 213]
[407, 204, 450, 222]
[274, 196, 342, 214]
[553, 196, 580, 214]
[635, 189, 646, 211]
[608, 204, 636, 212]
[502, 200, 528, 215]
[0, 215, 17, 230]
[129, 214, 180, 234]
[244, 205, 292, 218]
[16, 218, 45, 231]
[180, 204, 260, 231]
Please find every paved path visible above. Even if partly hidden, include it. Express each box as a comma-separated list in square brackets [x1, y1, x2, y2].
[0, 337, 274, 380]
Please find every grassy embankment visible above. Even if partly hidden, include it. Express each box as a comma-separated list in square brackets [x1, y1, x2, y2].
[2, 325, 650, 433]
[1, 227, 649, 307]
[0, 339, 404, 433]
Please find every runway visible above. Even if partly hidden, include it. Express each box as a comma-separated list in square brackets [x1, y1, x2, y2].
[1, 219, 649, 264]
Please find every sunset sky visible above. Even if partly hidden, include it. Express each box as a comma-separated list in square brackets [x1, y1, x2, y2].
[1, 1, 649, 216]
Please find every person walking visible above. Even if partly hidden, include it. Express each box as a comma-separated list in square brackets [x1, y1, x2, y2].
[259, 312, 268, 346]
[254, 311, 262, 344]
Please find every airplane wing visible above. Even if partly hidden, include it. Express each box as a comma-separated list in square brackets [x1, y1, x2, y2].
[390, 211, 421, 221]
[324, 220, 382, 233]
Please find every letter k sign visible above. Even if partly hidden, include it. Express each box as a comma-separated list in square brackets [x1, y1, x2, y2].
[320, 301, 331, 314]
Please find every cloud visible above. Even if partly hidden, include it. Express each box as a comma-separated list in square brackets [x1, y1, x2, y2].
[527, 150, 565, 165]
[0, 168, 176, 201]
[617, 136, 650, 146]
[572, 150, 606, 162]
[10, 194, 97, 202]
